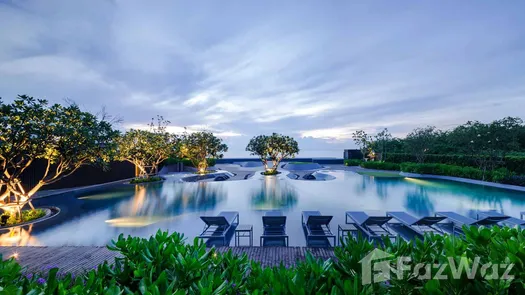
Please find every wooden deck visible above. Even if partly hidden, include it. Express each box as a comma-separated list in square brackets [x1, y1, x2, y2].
[0, 246, 335, 274]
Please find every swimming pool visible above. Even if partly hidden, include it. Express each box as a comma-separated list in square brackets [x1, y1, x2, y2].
[3, 170, 525, 246]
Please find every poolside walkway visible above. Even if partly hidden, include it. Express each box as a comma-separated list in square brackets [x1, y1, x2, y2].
[0, 246, 335, 274]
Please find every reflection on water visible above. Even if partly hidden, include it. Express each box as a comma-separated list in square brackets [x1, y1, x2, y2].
[2, 171, 525, 246]
[0, 224, 39, 246]
[107, 182, 227, 226]
[250, 176, 298, 210]
[405, 187, 434, 216]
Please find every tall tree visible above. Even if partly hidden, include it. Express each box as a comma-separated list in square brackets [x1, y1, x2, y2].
[180, 131, 228, 173]
[0, 95, 119, 216]
[246, 133, 300, 174]
[449, 117, 524, 179]
[374, 128, 392, 161]
[352, 130, 373, 160]
[404, 126, 438, 163]
[117, 116, 180, 178]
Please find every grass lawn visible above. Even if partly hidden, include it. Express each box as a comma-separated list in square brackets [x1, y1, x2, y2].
[357, 170, 403, 178]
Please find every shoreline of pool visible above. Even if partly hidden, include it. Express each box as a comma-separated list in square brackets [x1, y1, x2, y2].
[399, 172, 525, 192]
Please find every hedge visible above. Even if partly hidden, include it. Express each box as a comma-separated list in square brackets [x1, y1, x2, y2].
[360, 161, 401, 171]
[343, 159, 362, 166]
[384, 153, 525, 174]
[400, 163, 511, 182]
[2, 228, 525, 294]
[357, 162, 524, 186]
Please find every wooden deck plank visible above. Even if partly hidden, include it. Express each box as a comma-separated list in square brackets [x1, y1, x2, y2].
[1, 246, 335, 273]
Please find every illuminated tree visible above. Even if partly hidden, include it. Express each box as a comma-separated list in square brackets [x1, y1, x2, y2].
[352, 130, 373, 160]
[0, 95, 119, 217]
[246, 133, 299, 174]
[117, 116, 180, 178]
[180, 131, 228, 173]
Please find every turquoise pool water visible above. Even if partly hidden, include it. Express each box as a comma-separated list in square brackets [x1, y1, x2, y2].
[3, 170, 525, 246]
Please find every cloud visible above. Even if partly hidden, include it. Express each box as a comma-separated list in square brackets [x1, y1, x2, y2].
[1, 0, 525, 157]
[183, 93, 211, 106]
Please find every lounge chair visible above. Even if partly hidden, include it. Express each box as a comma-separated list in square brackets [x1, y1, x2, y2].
[435, 211, 509, 235]
[387, 211, 447, 236]
[301, 211, 336, 247]
[198, 211, 239, 246]
[476, 211, 525, 227]
[260, 210, 288, 247]
[345, 211, 397, 242]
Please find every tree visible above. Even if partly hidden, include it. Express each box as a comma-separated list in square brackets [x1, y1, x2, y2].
[449, 117, 524, 179]
[246, 133, 299, 174]
[352, 130, 373, 160]
[180, 131, 228, 173]
[404, 126, 438, 163]
[117, 116, 180, 178]
[374, 128, 392, 161]
[0, 95, 119, 216]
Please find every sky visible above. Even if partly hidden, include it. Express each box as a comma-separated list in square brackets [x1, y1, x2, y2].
[1, 1, 525, 158]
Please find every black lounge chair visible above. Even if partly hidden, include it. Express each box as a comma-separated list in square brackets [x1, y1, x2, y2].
[260, 210, 289, 247]
[435, 211, 509, 235]
[476, 211, 525, 227]
[346, 211, 397, 242]
[387, 211, 447, 236]
[198, 211, 239, 246]
[301, 211, 335, 247]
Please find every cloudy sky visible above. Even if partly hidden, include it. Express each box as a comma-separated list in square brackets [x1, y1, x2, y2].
[1, 1, 524, 157]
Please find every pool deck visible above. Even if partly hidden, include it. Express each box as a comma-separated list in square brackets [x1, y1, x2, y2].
[0, 246, 335, 274]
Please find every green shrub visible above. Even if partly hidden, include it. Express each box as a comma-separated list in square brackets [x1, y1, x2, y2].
[399, 163, 517, 183]
[3, 208, 46, 227]
[385, 153, 525, 174]
[129, 176, 163, 184]
[262, 170, 280, 175]
[344, 159, 362, 166]
[360, 161, 401, 171]
[501, 175, 525, 186]
[504, 155, 525, 174]
[2, 228, 525, 294]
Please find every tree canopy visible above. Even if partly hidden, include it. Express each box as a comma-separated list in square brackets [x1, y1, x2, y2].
[246, 133, 299, 173]
[0, 95, 119, 214]
[180, 131, 228, 173]
[352, 130, 373, 160]
[117, 116, 180, 178]
[403, 126, 439, 163]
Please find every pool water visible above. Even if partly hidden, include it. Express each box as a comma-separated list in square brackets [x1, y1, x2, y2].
[2, 170, 525, 246]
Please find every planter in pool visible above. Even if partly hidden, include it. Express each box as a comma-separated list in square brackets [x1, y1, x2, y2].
[0, 206, 60, 230]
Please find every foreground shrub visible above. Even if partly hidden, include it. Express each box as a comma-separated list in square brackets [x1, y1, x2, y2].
[2, 228, 525, 294]
[360, 161, 401, 171]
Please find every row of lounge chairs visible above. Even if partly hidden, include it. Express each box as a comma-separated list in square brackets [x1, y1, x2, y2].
[198, 210, 524, 247]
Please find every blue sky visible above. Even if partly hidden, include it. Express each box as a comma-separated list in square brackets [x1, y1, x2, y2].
[1, 1, 524, 157]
